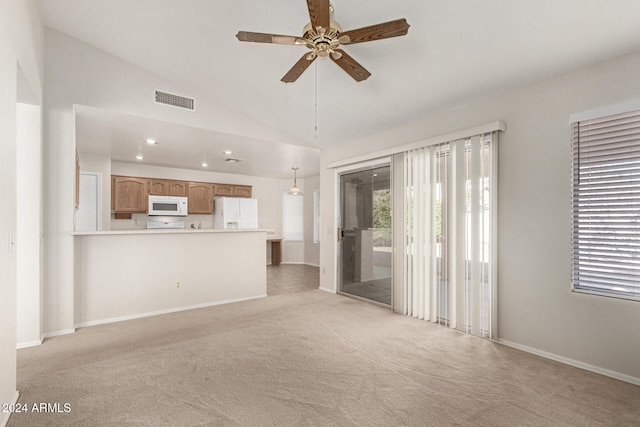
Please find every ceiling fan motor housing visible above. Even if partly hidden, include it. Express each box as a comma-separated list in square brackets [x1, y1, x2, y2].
[302, 21, 347, 59]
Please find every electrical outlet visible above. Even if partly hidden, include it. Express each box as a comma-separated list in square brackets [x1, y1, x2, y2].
[176, 281, 181, 289]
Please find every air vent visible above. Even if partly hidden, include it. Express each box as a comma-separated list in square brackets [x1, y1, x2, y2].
[225, 157, 243, 163]
[154, 90, 196, 111]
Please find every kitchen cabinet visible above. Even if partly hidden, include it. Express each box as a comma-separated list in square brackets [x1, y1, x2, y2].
[214, 184, 234, 197]
[233, 185, 252, 198]
[187, 182, 214, 214]
[168, 181, 187, 196]
[150, 179, 188, 196]
[149, 179, 169, 195]
[110, 174, 251, 216]
[112, 176, 148, 213]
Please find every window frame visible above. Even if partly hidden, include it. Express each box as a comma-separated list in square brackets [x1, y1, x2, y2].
[571, 108, 640, 302]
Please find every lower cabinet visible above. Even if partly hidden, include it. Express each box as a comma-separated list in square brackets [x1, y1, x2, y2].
[187, 182, 214, 214]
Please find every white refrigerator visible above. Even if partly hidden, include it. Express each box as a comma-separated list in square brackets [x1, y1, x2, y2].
[213, 197, 258, 229]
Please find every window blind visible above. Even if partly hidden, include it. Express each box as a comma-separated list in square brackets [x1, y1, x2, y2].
[571, 109, 640, 300]
[404, 132, 496, 338]
[313, 190, 320, 243]
[283, 193, 304, 241]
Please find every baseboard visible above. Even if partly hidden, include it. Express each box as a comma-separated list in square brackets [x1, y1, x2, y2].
[0, 391, 19, 427]
[497, 339, 640, 386]
[281, 262, 305, 265]
[16, 338, 43, 349]
[318, 286, 335, 294]
[74, 294, 268, 329]
[304, 263, 320, 267]
[43, 328, 76, 339]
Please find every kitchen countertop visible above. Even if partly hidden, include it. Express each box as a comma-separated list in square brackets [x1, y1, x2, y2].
[72, 228, 273, 236]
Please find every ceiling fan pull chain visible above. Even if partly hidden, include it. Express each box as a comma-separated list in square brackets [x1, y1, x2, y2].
[314, 60, 319, 139]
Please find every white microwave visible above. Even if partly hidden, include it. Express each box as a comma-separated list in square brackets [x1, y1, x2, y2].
[148, 196, 188, 216]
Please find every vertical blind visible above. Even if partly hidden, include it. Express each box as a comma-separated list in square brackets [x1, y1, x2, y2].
[404, 132, 496, 338]
[571, 109, 640, 300]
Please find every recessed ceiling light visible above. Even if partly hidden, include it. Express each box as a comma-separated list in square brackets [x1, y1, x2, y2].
[201, 162, 208, 167]
[136, 155, 144, 160]
[373, 173, 378, 177]
[146, 138, 157, 145]
[223, 150, 233, 155]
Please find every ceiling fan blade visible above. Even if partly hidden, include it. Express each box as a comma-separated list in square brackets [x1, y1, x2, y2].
[236, 31, 300, 45]
[340, 18, 410, 44]
[281, 53, 317, 83]
[330, 49, 371, 82]
[306, 0, 330, 30]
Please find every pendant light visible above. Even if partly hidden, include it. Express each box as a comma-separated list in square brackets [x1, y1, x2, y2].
[288, 167, 304, 196]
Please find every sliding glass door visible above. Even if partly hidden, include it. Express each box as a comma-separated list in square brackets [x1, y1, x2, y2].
[338, 164, 392, 306]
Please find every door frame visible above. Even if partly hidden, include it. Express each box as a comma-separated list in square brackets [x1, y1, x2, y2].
[334, 156, 393, 307]
[76, 171, 102, 231]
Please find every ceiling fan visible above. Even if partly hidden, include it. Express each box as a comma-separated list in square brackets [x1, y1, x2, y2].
[236, 0, 410, 83]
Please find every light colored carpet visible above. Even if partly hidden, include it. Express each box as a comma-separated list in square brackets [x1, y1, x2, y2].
[9, 265, 640, 426]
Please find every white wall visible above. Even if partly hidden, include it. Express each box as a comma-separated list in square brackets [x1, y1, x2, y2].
[304, 175, 320, 266]
[74, 231, 266, 326]
[0, 0, 43, 422]
[320, 50, 640, 382]
[43, 28, 305, 336]
[17, 103, 43, 348]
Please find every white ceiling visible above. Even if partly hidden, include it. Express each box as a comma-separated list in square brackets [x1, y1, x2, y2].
[39, 1, 640, 173]
[75, 106, 321, 178]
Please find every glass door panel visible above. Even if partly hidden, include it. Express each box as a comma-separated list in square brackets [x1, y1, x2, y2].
[339, 165, 392, 305]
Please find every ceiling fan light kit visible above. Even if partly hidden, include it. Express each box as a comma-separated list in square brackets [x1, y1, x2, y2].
[236, 0, 410, 83]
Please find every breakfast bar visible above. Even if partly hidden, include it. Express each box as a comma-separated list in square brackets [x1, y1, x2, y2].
[73, 229, 267, 327]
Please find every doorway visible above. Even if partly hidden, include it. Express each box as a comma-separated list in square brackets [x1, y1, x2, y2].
[338, 164, 392, 306]
[76, 171, 101, 232]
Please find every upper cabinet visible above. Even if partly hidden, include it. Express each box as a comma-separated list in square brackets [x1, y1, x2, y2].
[112, 176, 148, 213]
[233, 185, 252, 198]
[111, 175, 252, 216]
[149, 179, 188, 197]
[214, 184, 234, 197]
[187, 182, 214, 214]
[149, 179, 169, 196]
[168, 181, 187, 196]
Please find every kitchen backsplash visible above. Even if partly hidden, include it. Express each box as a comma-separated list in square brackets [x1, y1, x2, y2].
[110, 213, 214, 230]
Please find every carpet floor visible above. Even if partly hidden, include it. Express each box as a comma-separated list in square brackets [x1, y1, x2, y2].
[8, 265, 640, 426]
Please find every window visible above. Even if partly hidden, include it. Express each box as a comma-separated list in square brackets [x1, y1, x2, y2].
[313, 190, 320, 243]
[571, 109, 640, 301]
[283, 193, 303, 241]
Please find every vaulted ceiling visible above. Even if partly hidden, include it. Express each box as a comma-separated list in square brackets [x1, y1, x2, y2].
[38, 0, 640, 175]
